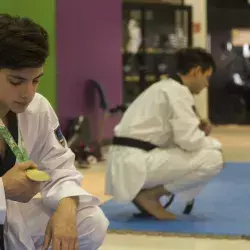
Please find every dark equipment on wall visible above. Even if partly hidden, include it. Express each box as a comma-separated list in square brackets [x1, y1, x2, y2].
[66, 115, 100, 167]
[65, 80, 129, 167]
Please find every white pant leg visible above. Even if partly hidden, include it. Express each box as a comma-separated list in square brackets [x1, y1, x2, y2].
[105, 146, 148, 202]
[144, 147, 223, 201]
[16, 198, 109, 250]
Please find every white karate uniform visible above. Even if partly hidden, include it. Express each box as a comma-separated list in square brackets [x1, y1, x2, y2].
[105, 78, 224, 203]
[0, 93, 109, 250]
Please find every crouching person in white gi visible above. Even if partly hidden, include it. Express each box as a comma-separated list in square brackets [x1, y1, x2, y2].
[105, 48, 224, 220]
[0, 14, 109, 249]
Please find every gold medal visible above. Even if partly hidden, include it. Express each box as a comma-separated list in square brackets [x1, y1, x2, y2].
[26, 168, 50, 182]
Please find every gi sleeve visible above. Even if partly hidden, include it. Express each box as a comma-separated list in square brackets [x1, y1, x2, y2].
[34, 97, 100, 210]
[0, 178, 6, 224]
[169, 93, 221, 152]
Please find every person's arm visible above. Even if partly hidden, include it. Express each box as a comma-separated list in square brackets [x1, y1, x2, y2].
[0, 178, 6, 224]
[192, 105, 213, 136]
[31, 96, 99, 210]
[168, 93, 220, 151]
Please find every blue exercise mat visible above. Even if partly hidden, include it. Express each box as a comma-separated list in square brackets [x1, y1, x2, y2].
[101, 162, 250, 238]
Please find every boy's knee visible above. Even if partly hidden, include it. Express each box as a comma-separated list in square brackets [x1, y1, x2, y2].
[77, 206, 109, 249]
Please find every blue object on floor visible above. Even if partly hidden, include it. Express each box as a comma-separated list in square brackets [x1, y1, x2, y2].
[101, 162, 250, 238]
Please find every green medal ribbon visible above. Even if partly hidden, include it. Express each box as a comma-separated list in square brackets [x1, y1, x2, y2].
[0, 119, 50, 182]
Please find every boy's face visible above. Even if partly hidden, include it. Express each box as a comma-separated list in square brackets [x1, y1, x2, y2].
[188, 66, 213, 95]
[0, 67, 43, 113]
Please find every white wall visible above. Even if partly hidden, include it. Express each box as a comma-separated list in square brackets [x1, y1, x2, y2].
[184, 0, 208, 119]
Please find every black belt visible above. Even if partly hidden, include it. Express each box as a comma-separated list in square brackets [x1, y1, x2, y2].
[112, 136, 158, 152]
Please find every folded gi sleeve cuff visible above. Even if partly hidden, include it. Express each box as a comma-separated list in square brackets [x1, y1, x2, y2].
[42, 180, 100, 210]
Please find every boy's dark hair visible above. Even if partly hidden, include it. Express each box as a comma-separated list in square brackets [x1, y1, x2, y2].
[175, 47, 216, 74]
[0, 14, 49, 69]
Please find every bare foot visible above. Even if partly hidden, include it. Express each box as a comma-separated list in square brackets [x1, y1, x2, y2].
[134, 189, 176, 220]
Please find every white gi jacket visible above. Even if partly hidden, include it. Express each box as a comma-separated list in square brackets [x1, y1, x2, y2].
[106, 78, 223, 203]
[0, 93, 100, 248]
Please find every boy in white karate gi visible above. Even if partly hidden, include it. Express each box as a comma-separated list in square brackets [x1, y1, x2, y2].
[106, 48, 223, 220]
[0, 14, 109, 249]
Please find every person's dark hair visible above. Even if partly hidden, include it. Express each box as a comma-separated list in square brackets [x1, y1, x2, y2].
[175, 47, 216, 74]
[0, 13, 49, 69]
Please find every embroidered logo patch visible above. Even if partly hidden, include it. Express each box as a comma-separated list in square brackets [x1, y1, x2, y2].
[54, 126, 66, 147]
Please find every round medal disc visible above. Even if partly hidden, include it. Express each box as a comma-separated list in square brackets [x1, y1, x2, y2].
[26, 169, 50, 182]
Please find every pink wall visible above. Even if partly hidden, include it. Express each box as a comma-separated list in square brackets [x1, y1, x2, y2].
[56, 0, 122, 140]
